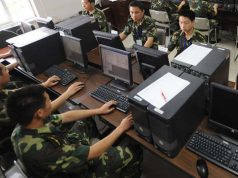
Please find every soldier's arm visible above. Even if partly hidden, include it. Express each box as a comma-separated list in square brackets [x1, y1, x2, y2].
[144, 37, 154, 48]
[60, 100, 116, 123]
[87, 114, 133, 160]
[51, 82, 84, 111]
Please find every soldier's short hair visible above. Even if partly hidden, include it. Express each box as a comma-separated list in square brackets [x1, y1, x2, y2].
[87, 0, 95, 4]
[129, 0, 145, 11]
[6, 85, 46, 126]
[179, 9, 195, 21]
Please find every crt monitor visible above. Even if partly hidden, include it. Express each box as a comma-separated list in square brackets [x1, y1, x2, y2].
[99, 44, 133, 91]
[21, 21, 35, 33]
[93, 30, 126, 51]
[134, 44, 169, 80]
[209, 82, 238, 136]
[36, 18, 55, 29]
[61, 34, 88, 70]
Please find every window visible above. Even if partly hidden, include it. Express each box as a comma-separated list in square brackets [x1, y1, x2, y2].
[0, 0, 37, 26]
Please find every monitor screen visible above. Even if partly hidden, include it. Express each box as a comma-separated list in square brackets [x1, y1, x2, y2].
[99, 44, 133, 90]
[61, 34, 88, 70]
[93, 30, 125, 51]
[21, 21, 35, 33]
[134, 44, 169, 80]
[209, 82, 238, 135]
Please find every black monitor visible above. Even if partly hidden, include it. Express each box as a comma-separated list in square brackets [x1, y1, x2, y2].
[134, 44, 169, 80]
[20, 21, 35, 33]
[209, 82, 238, 137]
[36, 18, 55, 29]
[93, 30, 126, 51]
[61, 34, 88, 70]
[99, 44, 133, 91]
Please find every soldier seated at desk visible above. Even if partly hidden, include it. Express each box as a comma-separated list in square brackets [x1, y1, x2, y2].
[79, 0, 108, 32]
[168, 9, 206, 56]
[119, 0, 159, 49]
[7, 85, 142, 178]
[186, 0, 219, 42]
[151, 0, 189, 32]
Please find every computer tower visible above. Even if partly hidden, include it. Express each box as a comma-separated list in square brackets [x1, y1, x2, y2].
[55, 15, 99, 53]
[6, 27, 65, 75]
[128, 65, 206, 157]
[171, 44, 230, 97]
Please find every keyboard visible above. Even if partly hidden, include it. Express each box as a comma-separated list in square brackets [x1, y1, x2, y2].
[90, 85, 129, 113]
[186, 130, 238, 176]
[44, 65, 77, 86]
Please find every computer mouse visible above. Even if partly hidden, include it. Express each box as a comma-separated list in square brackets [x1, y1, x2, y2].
[196, 159, 208, 178]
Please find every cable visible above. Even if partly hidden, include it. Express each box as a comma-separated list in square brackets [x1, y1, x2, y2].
[1, 29, 20, 36]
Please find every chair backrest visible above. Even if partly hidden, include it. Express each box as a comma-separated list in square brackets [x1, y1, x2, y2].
[157, 28, 166, 45]
[149, 9, 170, 23]
[194, 17, 210, 31]
[4, 160, 28, 178]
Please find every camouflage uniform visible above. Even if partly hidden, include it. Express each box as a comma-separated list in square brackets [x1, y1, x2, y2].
[188, 0, 218, 41]
[79, 8, 108, 32]
[151, 0, 180, 32]
[123, 16, 159, 49]
[0, 81, 25, 140]
[11, 115, 142, 178]
[168, 29, 206, 55]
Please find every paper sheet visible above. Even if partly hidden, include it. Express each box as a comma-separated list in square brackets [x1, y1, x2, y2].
[174, 44, 212, 66]
[137, 72, 190, 109]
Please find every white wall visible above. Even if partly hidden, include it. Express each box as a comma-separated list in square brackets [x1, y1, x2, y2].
[32, 0, 83, 22]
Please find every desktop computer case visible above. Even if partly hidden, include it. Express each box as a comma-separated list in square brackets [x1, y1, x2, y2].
[129, 66, 206, 157]
[10, 28, 65, 75]
[55, 15, 99, 52]
[129, 66, 183, 143]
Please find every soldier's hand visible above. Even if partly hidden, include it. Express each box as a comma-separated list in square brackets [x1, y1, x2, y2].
[118, 114, 133, 133]
[98, 100, 117, 115]
[64, 82, 84, 97]
[42, 75, 60, 88]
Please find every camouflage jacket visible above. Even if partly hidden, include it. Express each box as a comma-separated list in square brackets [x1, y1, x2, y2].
[168, 29, 206, 55]
[0, 81, 24, 125]
[123, 16, 159, 48]
[151, 0, 178, 16]
[188, 0, 215, 18]
[11, 115, 90, 178]
[80, 8, 108, 32]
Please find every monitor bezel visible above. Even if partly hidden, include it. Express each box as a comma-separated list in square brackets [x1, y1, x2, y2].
[61, 34, 88, 69]
[99, 44, 133, 87]
[134, 44, 169, 79]
[209, 82, 238, 135]
[93, 30, 125, 51]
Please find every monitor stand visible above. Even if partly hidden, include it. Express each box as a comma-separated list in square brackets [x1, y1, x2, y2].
[73, 63, 87, 73]
[109, 79, 133, 91]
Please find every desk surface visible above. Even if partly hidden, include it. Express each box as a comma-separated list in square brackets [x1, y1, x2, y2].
[12, 48, 237, 178]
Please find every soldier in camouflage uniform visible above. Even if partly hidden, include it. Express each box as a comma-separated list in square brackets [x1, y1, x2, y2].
[0, 63, 83, 139]
[150, 0, 188, 32]
[8, 85, 142, 178]
[120, 0, 159, 49]
[168, 10, 206, 55]
[79, 0, 108, 32]
[188, 0, 219, 41]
